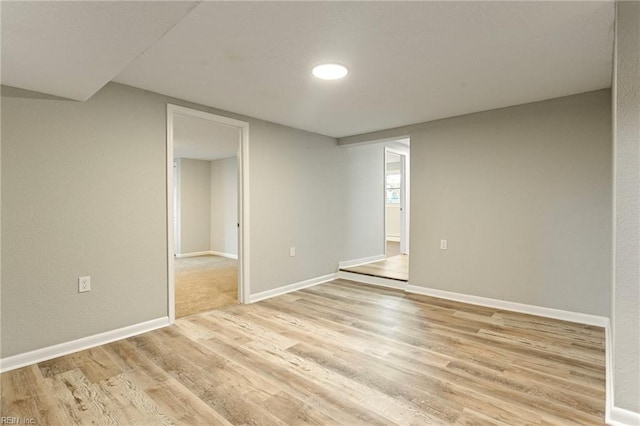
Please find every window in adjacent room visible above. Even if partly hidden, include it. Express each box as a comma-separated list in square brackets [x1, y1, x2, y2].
[386, 172, 401, 204]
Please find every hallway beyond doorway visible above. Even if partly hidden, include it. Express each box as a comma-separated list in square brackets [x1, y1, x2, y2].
[340, 251, 408, 282]
[386, 240, 401, 257]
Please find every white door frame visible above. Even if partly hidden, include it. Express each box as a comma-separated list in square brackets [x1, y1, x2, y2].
[173, 159, 181, 254]
[166, 104, 250, 323]
[384, 147, 410, 255]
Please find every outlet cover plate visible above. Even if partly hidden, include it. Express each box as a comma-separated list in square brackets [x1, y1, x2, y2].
[79, 276, 91, 293]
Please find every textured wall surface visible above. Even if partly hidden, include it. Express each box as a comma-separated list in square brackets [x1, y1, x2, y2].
[178, 158, 211, 254]
[613, 1, 640, 413]
[210, 157, 238, 256]
[2, 84, 168, 357]
[341, 144, 385, 262]
[408, 90, 612, 316]
[249, 121, 344, 293]
[1, 82, 342, 357]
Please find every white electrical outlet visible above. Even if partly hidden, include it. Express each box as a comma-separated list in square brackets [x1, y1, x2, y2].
[290, 247, 296, 257]
[440, 240, 448, 250]
[78, 276, 91, 293]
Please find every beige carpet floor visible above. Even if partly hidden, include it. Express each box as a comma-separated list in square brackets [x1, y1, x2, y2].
[175, 255, 237, 318]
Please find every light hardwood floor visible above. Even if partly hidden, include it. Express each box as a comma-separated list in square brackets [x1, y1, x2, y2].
[340, 241, 409, 281]
[1, 279, 605, 425]
[341, 254, 409, 281]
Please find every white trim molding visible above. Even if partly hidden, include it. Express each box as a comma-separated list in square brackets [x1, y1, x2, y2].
[249, 273, 336, 304]
[606, 318, 615, 425]
[337, 271, 408, 291]
[607, 406, 640, 426]
[606, 314, 640, 424]
[210, 251, 238, 260]
[405, 284, 609, 327]
[0, 317, 170, 373]
[175, 251, 211, 259]
[167, 103, 251, 322]
[166, 105, 177, 323]
[175, 251, 238, 260]
[338, 254, 386, 269]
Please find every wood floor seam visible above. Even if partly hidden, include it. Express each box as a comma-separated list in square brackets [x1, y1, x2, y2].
[1, 280, 605, 425]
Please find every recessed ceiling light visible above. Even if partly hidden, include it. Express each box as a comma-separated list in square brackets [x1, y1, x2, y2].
[312, 63, 349, 80]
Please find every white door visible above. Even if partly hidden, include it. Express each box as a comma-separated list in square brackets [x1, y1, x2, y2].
[399, 153, 408, 254]
[385, 147, 409, 255]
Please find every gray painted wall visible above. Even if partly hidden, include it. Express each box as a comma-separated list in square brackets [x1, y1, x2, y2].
[340, 90, 612, 317]
[178, 158, 211, 254]
[341, 144, 385, 262]
[210, 157, 238, 256]
[2, 84, 168, 357]
[250, 122, 344, 293]
[409, 90, 612, 316]
[1, 82, 341, 357]
[613, 1, 640, 412]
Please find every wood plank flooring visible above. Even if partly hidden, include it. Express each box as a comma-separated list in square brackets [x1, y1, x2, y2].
[341, 254, 409, 281]
[1, 279, 605, 425]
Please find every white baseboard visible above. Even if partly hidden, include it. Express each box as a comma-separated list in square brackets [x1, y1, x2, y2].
[405, 284, 609, 327]
[175, 251, 211, 259]
[386, 236, 400, 242]
[606, 319, 615, 424]
[603, 319, 640, 426]
[604, 319, 640, 426]
[176, 251, 238, 260]
[605, 318, 640, 425]
[338, 254, 386, 269]
[0, 317, 170, 373]
[337, 270, 408, 290]
[405, 284, 640, 424]
[249, 273, 337, 303]
[607, 406, 640, 426]
[210, 250, 238, 260]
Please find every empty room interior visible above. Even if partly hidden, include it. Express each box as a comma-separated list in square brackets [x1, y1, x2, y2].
[172, 112, 241, 318]
[1, 2, 639, 425]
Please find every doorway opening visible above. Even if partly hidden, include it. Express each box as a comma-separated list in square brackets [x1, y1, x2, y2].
[167, 105, 250, 322]
[384, 148, 409, 257]
[339, 139, 410, 283]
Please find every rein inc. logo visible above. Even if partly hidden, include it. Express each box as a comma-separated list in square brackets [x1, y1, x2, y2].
[1, 418, 36, 425]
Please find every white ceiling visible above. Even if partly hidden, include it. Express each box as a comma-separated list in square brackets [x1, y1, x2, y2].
[1, 1, 199, 101]
[174, 114, 239, 161]
[2, 2, 614, 138]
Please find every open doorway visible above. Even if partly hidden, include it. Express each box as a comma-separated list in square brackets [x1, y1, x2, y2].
[385, 151, 402, 257]
[385, 146, 409, 257]
[339, 139, 410, 284]
[167, 105, 249, 322]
